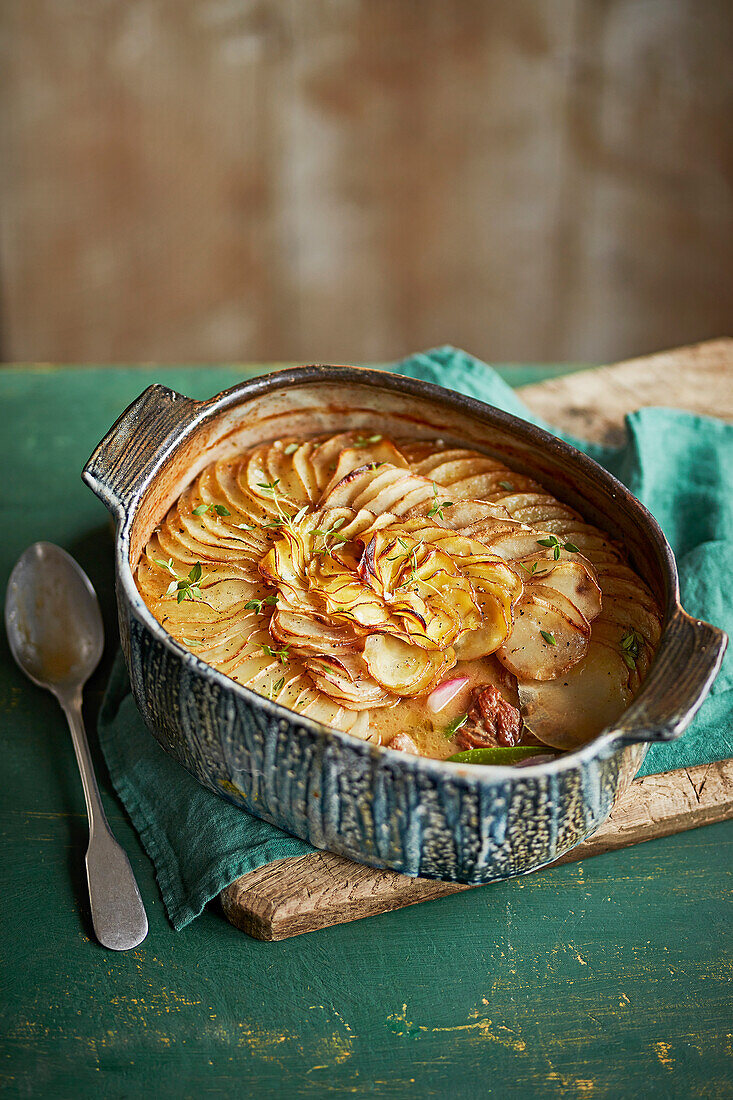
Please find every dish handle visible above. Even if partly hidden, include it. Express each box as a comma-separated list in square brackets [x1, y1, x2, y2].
[610, 608, 727, 746]
[82, 384, 201, 520]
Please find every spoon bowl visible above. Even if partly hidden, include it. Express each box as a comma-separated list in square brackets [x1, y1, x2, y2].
[5, 542, 104, 693]
[5, 541, 148, 951]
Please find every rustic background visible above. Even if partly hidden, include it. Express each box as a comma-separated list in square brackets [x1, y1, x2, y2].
[1, 0, 732, 366]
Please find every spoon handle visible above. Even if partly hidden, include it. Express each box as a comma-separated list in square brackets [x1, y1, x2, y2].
[61, 694, 148, 951]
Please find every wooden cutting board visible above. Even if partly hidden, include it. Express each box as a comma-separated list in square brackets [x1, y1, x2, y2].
[220, 338, 733, 940]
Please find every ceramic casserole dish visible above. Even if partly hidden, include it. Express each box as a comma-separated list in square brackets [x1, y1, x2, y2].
[83, 367, 727, 883]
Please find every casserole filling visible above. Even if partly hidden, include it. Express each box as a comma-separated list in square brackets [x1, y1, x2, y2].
[136, 432, 661, 763]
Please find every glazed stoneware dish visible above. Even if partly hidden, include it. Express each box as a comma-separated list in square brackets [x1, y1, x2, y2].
[83, 367, 727, 883]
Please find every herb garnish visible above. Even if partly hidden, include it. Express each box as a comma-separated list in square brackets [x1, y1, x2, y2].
[244, 594, 279, 615]
[397, 543, 422, 592]
[427, 482, 454, 522]
[519, 560, 553, 579]
[181, 637, 202, 648]
[353, 434, 383, 448]
[193, 503, 231, 517]
[154, 556, 177, 578]
[256, 478, 307, 535]
[257, 478, 281, 496]
[284, 442, 298, 455]
[499, 481, 514, 492]
[313, 516, 348, 555]
[267, 675, 286, 699]
[540, 629, 557, 646]
[536, 535, 580, 560]
[154, 560, 207, 604]
[620, 629, 642, 670]
[386, 536, 411, 562]
[261, 643, 291, 665]
[444, 713, 468, 738]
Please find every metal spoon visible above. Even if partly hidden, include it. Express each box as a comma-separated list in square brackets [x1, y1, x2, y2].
[5, 542, 148, 951]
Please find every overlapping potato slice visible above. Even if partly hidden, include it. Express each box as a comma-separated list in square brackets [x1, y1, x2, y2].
[363, 634, 450, 696]
[517, 638, 633, 749]
[136, 429, 661, 752]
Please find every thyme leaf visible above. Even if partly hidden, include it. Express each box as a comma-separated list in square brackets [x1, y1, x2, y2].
[620, 628, 642, 670]
[261, 643, 291, 665]
[444, 713, 468, 739]
[353, 434, 383, 448]
[536, 534, 579, 561]
[244, 594, 279, 615]
[192, 503, 231, 517]
[427, 482, 454, 522]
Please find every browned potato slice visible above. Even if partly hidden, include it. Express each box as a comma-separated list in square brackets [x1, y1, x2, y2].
[321, 438, 409, 499]
[264, 441, 311, 505]
[596, 573, 660, 614]
[454, 595, 512, 659]
[208, 462, 272, 532]
[517, 558, 602, 623]
[390, 482, 439, 516]
[355, 469, 435, 516]
[306, 653, 394, 709]
[241, 445, 288, 513]
[363, 634, 450, 695]
[497, 594, 590, 680]
[434, 499, 511, 528]
[449, 472, 539, 500]
[408, 448, 475, 475]
[598, 593, 662, 648]
[291, 440, 321, 503]
[269, 609, 353, 653]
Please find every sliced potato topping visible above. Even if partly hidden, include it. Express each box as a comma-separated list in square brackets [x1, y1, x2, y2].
[136, 431, 660, 753]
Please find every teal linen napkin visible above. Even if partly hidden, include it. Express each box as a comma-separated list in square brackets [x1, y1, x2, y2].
[98, 348, 732, 929]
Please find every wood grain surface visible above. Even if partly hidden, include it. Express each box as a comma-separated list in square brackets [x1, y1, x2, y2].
[221, 339, 733, 939]
[221, 759, 733, 940]
[520, 337, 733, 445]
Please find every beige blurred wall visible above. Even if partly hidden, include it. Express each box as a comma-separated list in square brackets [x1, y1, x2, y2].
[1, 0, 732, 365]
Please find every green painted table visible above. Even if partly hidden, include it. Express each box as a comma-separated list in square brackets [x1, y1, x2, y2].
[1, 364, 731, 1100]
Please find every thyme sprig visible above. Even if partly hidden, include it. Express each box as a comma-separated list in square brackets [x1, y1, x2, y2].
[540, 629, 557, 646]
[519, 560, 553, 579]
[154, 559, 207, 604]
[353, 434, 383, 448]
[313, 516, 348, 555]
[386, 537, 411, 562]
[244, 594, 279, 615]
[620, 628, 642, 670]
[257, 479, 308, 535]
[193, 503, 231, 517]
[427, 482, 454, 522]
[262, 643, 291, 665]
[536, 535, 580, 560]
[396, 542, 422, 593]
[267, 675, 286, 699]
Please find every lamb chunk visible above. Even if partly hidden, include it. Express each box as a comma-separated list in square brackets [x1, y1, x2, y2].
[456, 684, 522, 750]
